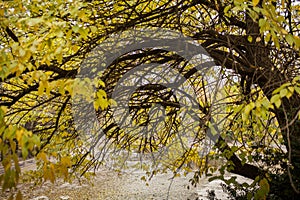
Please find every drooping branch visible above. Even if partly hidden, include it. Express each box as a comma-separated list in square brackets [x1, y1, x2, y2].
[215, 137, 261, 180]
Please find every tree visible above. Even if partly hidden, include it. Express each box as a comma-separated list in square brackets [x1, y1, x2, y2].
[0, 0, 300, 199]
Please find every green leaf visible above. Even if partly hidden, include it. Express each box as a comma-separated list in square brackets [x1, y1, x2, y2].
[295, 86, 300, 94]
[272, 87, 282, 94]
[286, 87, 294, 98]
[259, 19, 266, 29]
[78, 27, 89, 39]
[22, 147, 28, 160]
[244, 102, 255, 116]
[265, 32, 271, 42]
[270, 94, 280, 104]
[286, 34, 294, 45]
[259, 178, 270, 196]
[271, 94, 281, 108]
[275, 100, 281, 108]
[279, 88, 288, 97]
[72, 25, 80, 33]
[224, 5, 231, 14]
[27, 18, 44, 26]
[293, 76, 300, 82]
[247, 35, 253, 42]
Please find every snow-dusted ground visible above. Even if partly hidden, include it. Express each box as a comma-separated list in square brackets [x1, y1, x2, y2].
[1, 159, 252, 200]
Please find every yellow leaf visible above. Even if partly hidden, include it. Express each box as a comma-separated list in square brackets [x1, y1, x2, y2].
[49, 163, 56, 183]
[1, 106, 7, 113]
[37, 152, 48, 162]
[253, 0, 259, 6]
[0, 8, 4, 17]
[90, 26, 98, 33]
[19, 48, 26, 57]
[294, 35, 300, 48]
[94, 100, 100, 110]
[109, 99, 117, 106]
[244, 102, 255, 116]
[95, 89, 109, 110]
[16, 129, 23, 143]
[16, 190, 22, 200]
[38, 84, 44, 95]
[61, 156, 72, 167]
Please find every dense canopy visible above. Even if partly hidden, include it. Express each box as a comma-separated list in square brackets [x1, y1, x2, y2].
[0, 0, 300, 199]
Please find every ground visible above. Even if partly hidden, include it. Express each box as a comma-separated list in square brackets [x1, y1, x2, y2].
[0, 159, 251, 200]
